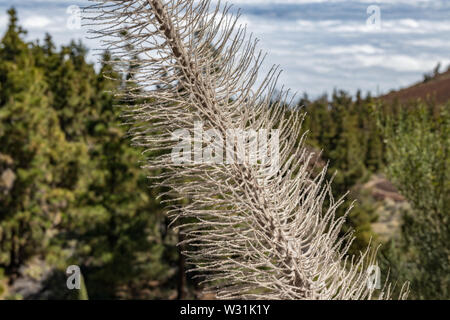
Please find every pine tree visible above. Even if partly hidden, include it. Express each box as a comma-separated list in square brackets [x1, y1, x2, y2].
[380, 104, 449, 299]
[0, 10, 176, 299]
[0, 8, 89, 272]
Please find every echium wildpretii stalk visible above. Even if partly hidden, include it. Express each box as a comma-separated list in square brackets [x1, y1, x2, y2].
[84, 0, 409, 299]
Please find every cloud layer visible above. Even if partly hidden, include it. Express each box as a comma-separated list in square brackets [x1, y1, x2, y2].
[1, 0, 449, 98]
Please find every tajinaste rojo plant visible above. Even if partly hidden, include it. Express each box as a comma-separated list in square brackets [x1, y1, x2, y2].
[85, 0, 409, 299]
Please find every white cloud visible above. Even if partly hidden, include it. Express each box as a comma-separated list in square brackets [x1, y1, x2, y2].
[320, 45, 384, 55]
[297, 19, 450, 34]
[23, 15, 52, 29]
[214, 0, 440, 5]
[0, 14, 7, 28]
[0, 0, 449, 98]
[407, 38, 450, 48]
[355, 54, 432, 72]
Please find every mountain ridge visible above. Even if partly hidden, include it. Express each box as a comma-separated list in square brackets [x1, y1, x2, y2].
[381, 66, 450, 106]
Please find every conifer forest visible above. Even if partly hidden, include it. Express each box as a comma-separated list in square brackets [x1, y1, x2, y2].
[0, 1, 448, 302]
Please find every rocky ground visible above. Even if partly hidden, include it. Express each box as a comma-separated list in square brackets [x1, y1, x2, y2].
[362, 174, 410, 242]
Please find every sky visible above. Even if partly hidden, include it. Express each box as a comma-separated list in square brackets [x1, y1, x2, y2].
[0, 0, 449, 98]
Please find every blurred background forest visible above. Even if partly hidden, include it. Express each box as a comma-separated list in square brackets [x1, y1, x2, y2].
[0, 8, 448, 300]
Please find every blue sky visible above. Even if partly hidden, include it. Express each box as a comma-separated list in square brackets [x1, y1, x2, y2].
[1, 0, 449, 98]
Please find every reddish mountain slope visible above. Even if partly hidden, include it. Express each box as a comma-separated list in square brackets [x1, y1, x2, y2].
[381, 69, 450, 106]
